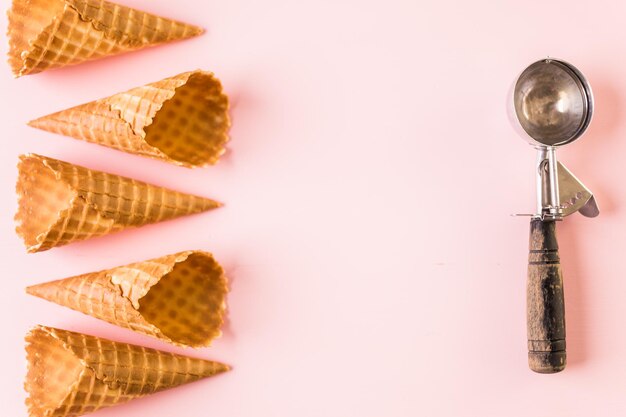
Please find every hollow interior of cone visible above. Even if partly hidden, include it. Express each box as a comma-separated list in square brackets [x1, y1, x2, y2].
[17, 158, 74, 248]
[26, 329, 84, 416]
[143, 73, 229, 166]
[9, 0, 65, 55]
[138, 253, 226, 346]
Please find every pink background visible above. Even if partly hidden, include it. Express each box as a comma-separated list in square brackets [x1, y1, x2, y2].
[1, 0, 626, 416]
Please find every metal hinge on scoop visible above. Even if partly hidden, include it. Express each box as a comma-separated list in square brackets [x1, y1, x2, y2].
[514, 149, 599, 220]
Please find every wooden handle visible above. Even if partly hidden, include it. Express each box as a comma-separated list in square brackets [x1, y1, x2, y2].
[527, 219, 566, 373]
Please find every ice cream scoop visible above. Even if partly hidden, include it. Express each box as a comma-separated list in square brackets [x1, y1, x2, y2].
[511, 58, 598, 373]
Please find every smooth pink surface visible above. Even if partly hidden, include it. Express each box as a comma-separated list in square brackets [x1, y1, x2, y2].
[1, 0, 626, 415]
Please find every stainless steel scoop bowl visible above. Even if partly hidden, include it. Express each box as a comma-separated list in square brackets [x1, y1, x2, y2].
[513, 59, 593, 147]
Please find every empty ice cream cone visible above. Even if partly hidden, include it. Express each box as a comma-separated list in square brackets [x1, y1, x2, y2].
[16, 154, 220, 252]
[25, 325, 229, 417]
[29, 70, 230, 167]
[27, 251, 228, 347]
[7, 0, 203, 77]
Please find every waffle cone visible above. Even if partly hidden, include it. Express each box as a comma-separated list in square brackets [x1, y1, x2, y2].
[25, 326, 229, 417]
[7, 0, 203, 77]
[16, 154, 220, 253]
[27, 251, 228, 347]
[29, 70, 230, 167]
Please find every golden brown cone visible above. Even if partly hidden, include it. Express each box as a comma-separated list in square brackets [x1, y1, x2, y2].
[25, 325, 230, 417]
[29, 70, 230, 167]
[15, 154, 220, 253]
[27, 251, 228, 347]
[7, 0, 203, 77]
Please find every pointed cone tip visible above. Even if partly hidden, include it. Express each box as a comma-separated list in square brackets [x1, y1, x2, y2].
[27, 116, 57, 132]
[25, 284, 44, 297]
[197, 197, 223, 211]
[192, 25, 205, 36]
[25, 284, 57, 302]
[214, 362, 232, 375]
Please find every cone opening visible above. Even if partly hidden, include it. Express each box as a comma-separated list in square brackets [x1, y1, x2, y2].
[138, 252, 227, 347]
[25, 327, 85, 417]
[8, 0, 66, 76]
[16, 155, 75, 251]
[143, 72, 230, 167]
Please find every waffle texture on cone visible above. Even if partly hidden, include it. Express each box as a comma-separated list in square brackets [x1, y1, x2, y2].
[15, 154, 220, 252]
[7, 0, 203, 77]
[25, 326, 229, 417]
[27, 251, 228, 347]
[29, 70, 230, 167]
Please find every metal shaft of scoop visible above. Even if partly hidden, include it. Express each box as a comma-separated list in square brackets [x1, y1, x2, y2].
[535, 147, 561, 219]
